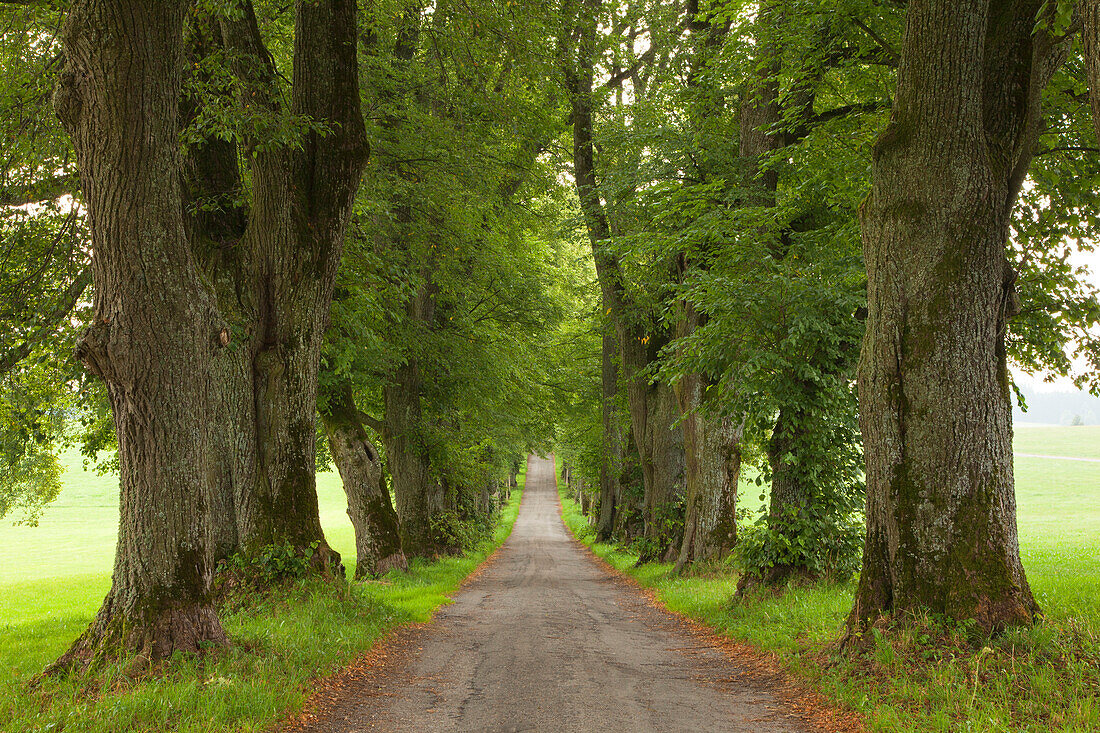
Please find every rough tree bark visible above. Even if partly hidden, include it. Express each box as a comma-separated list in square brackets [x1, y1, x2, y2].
[674, 341, 743, 571]
[850, 0, 1066, 635]
[214, 0, 369, 565]
[52, 0, 228, 666]
[180, 12, 253, 565]
[320, 381, 407, 578]
[1085, 1, 1100, 138]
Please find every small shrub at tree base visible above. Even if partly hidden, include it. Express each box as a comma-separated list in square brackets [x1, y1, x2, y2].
[215, 541, 330, 594]
[733, 510, 864, 584]
[428, 511, 492, 555]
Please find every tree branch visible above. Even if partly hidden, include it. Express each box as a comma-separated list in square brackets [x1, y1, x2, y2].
[850, 17, 900, 67]
[357, 410, 384, 435]
[0, 266, 90, 377]
[0, 172, 79, 207]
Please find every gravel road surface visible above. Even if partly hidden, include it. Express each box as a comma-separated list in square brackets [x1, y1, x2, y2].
[293, 455, 811, 733]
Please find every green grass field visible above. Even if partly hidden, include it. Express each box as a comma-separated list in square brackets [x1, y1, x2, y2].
[0, 453, 526, 732]
[1014, 424, 1100, 459]
[559, 427, 1100, 732]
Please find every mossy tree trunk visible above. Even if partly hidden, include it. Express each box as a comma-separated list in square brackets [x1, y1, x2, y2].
[212, 0, 368, 565]
[53, 0, 228, 667]
[321, 381, 407, 579]
[850, 0, 1067, 635]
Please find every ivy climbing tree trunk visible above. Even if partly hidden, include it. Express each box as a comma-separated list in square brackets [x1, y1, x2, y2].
[747, 405, 815, 588]
[850, 0, 1066, 635]
[321, 381, 407, 578]
[52, 0, 228, 667]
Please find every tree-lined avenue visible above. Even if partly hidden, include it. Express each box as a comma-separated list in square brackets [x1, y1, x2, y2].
[294, 455, 807, 733]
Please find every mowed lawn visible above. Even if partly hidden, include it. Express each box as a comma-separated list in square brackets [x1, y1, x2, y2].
[1013, 425, 1100, 621]
[0, 452, 358, 679]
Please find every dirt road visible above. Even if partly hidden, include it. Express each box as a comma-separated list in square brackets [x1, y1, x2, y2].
[294, 455, 812, 732]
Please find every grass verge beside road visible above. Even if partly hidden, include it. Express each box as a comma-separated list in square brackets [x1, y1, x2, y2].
[556, 448, 1100, 732]
[0, 475, 524, 733]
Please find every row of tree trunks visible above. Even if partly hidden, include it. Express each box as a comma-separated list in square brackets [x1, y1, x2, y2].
[52, 0, 368, 665]
[850, 0, 1063, 635]
[562, 0, 685, 559]
[562, 462, 593, 521]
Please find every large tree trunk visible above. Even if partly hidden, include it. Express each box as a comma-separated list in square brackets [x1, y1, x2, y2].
[384, 357, 447, 557]
[674, 318, 742, 572]
[321, 381, 407, 579]
[624, 347, 685, 561]
[52, 0, 227, 666]
[217, 0, 368, 566]
[849, 0, 1063, 635]
[205, 297, 255, 564]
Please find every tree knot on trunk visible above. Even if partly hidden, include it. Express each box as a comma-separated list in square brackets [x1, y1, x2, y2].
[54, 66, 87, 130]
[75, 318, 113, 380]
